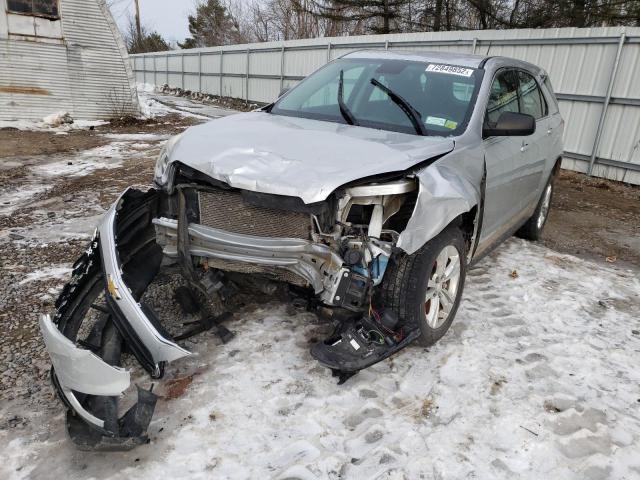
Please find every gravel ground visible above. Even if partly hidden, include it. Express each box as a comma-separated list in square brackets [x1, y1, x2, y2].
[0, 93, 639, 479]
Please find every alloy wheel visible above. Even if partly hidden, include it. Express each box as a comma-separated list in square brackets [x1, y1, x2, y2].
[424, 245, 461, 329]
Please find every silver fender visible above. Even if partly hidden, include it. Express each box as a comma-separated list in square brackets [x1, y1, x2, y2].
[397, 163, 480, 255]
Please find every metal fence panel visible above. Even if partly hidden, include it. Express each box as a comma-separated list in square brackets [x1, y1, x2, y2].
[132, 26, 640, 184]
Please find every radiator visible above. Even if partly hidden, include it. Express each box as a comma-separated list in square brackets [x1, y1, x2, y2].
[198, 189, 312, 239]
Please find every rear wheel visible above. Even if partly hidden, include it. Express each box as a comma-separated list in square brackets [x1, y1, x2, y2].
[516, 176, 554, 241]
[381, 224, 467, 346]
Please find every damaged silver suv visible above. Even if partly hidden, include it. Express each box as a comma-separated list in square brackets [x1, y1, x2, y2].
[40, 50, 563, 450]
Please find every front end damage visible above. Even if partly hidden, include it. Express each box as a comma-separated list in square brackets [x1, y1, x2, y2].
[40, 162, 466, 450]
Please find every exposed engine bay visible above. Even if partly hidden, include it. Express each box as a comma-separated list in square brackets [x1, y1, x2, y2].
[40, 169, 427, 451]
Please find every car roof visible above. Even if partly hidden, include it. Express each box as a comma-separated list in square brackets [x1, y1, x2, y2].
[341, 49, 543, 74]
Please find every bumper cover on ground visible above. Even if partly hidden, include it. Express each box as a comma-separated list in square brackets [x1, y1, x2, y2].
[39, 189, 183, 450]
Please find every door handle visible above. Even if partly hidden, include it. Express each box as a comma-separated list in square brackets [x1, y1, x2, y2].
[520, 142, 529, 152]
[547, 127, 553, 135]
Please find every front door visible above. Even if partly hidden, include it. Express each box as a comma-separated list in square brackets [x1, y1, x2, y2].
[480, 69, 523, 245]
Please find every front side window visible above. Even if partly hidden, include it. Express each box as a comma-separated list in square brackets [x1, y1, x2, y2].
[271, 58, 482, 136]
[486, 69, 519, 126]
[7, 0, 59, 18]
[517, 71, 546, 119]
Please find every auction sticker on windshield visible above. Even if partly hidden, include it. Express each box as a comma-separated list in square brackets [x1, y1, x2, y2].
[426, 64, 474, 77]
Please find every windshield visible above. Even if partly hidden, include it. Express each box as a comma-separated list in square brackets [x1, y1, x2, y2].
[270, 58, 482, 136]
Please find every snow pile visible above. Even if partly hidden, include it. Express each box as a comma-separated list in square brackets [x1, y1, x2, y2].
[1, 239, 639, 479]
[138, 83, 157, 94]
[136, 83, 174, 118]
[42, 112, 74, 128]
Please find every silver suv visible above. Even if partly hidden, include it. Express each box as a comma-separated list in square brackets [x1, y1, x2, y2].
[40, 50, 563, 449]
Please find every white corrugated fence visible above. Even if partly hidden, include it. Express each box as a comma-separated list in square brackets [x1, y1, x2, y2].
[132, 27, 640, 185]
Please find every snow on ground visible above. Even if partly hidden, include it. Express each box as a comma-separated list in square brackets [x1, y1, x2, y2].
[1, 239, 639, 480]
[137, 84, 238, 120]
[18, 266, 73, 285]
[0, 140, 162, 218]
[0, 118, 108, 133]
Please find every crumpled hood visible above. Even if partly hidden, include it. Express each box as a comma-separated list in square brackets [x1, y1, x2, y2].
[169, 112, 455, 204]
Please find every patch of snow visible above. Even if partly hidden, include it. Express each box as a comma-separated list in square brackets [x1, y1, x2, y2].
[30, 144, 129, 178]
[138, 92, 176, 118]
[102, 133, 170, 142]
[138, 83, 157, 94]
[136, 84, 214, 120]
[18, 265, 72, 285]
[5, 212, 104, 245]
[0, 184, 49, 216]
[0, 118, 108, 132]
[1, 240, 639, 479]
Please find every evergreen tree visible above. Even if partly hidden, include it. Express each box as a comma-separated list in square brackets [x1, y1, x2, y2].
[179, 0, 245, 49]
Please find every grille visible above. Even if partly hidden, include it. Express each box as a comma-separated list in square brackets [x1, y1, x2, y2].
[198, 190, 312, 239]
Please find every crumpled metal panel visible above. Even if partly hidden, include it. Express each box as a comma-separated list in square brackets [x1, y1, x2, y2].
[168, 111, 455, 204]
[397, 162, 480, 255]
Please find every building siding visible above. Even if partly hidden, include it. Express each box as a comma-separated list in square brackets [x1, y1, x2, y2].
[0, 0, 138, 121]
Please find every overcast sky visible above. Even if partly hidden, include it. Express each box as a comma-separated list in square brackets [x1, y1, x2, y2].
[109, 0, 192, 45]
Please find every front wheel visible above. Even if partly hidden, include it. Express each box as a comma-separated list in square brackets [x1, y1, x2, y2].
[381, 224, 467, 346]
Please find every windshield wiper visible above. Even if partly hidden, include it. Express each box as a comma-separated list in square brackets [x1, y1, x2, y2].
[338, 70, 358, 126]
[370, 78, 426, 136]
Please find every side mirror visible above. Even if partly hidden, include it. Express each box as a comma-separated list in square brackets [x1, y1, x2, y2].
[483, 112, 535, 137]
[278, 87, 290, 98]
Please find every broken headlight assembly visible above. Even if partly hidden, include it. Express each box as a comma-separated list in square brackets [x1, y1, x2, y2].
[153, 133, 183, 187]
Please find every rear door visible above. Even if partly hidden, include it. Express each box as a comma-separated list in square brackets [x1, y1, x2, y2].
[480, 69, 523, 243]
[515, 70, 549, 212]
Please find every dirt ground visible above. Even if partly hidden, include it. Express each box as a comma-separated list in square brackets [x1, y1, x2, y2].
[0, 114, 200, 159]
[543, 169, 640, 268]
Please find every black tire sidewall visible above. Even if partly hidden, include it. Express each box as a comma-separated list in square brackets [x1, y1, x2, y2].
[517, 176, 554, 241]
[406, 226, 467, 346]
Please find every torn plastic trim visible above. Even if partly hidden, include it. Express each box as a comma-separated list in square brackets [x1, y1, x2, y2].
[153, 217, 344, 300]
[98, 190, 190, 365]
[40, 314, 129, 428]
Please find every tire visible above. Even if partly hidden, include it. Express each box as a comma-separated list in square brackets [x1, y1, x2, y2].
[381, 223, 467, 346]
[516, 175, 554, 241]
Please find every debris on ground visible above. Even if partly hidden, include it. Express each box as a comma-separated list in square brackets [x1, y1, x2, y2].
[42, 112, 74, 128]
[157, 83, 265, 112]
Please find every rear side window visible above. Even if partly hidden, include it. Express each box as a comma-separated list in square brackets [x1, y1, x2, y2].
[543, 75, 559, 112]
[518, 71, 546, 119]
[486, 69, 519, 125]
[7, 0, 59, 18]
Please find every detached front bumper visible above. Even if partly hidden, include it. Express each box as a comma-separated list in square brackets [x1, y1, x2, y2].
[39, 189, 188, 450]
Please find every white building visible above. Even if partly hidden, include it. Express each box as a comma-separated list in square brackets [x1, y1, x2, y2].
[0, 0, 138, 121]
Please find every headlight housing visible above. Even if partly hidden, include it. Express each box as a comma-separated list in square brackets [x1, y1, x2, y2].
[153, 134, 183, 186]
